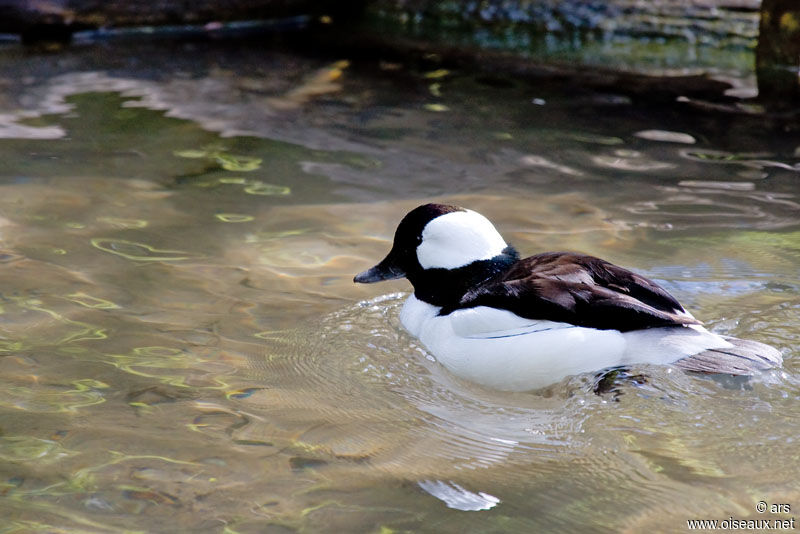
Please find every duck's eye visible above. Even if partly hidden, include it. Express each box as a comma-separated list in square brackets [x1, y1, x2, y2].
[415, 235, 422, 245]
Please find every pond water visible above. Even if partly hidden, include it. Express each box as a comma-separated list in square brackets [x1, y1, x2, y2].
[0, 38, 798, 533]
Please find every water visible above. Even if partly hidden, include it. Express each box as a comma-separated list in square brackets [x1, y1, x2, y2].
[0, 38, 798, 533]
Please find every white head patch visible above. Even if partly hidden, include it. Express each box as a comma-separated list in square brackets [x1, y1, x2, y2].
[416, 210, 508, 269]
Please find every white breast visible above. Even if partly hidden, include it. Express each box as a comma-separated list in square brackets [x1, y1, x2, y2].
[398, 294, 734, 391]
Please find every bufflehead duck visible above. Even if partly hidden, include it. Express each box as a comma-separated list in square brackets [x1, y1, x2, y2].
[354, 203, 782, 391]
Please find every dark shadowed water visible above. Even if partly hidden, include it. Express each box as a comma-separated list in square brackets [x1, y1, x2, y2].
[0, 38, 798, 533]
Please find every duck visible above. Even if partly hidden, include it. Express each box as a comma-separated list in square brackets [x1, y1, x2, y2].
[354, 203, 782, 391]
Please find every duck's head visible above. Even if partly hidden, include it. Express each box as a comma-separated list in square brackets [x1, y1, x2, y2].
[354, 203, 518, 305]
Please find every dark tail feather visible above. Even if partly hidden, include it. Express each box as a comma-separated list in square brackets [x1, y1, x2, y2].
[674, 336, 783, 375]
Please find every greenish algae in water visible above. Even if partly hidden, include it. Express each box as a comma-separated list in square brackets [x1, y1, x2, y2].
[0, 39, 796, 534]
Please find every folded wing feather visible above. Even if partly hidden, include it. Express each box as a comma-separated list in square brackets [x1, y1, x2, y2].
[453, 252, 700, 332]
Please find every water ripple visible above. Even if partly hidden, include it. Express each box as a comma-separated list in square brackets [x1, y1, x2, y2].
[90, 238, 194, 262]
[244, 294, 600, 486]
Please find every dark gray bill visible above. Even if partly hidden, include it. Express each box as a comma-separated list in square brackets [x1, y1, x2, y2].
[353, 261, 405, 284]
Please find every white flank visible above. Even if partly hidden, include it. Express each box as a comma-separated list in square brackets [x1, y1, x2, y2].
[620, 324, 733, 365]
[399, 295, 737, 391]
[416, 210, 508, 270]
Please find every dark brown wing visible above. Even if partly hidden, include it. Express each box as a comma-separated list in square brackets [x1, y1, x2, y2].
[453, 252, 700, 331]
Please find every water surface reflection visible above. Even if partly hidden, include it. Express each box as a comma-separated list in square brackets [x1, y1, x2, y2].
[0, 39, 797, 533]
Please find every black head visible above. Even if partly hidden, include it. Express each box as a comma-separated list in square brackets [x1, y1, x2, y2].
[354, 203, 464, 284]
[354, 203, 519, 306]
